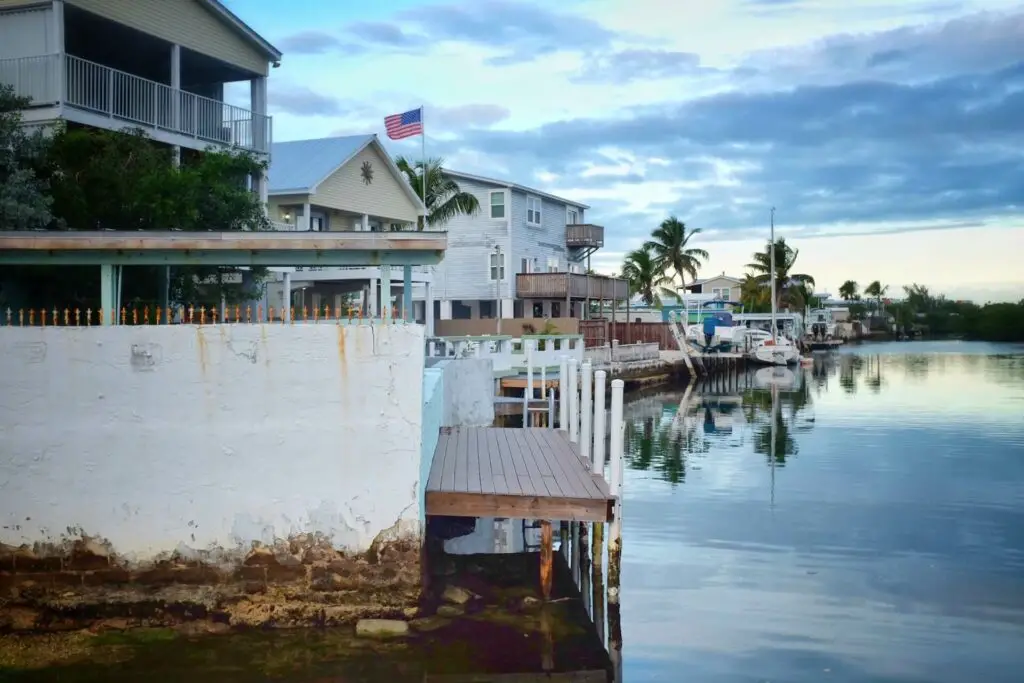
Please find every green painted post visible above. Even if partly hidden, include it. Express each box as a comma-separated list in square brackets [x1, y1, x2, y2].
[403, 265, 413, 322]
[100, 264, 115, 326]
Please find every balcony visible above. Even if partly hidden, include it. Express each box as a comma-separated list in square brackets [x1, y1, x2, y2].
[566, 223, 605, 249]
[516, 272, 628, 301]
[0, 54, 270, 154]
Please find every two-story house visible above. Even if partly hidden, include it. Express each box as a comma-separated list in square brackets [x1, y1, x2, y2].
[0, 0, 280, 197]
[435, 170, 627, 322]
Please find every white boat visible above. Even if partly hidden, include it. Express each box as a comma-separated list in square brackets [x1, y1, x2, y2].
[753, 366, 797, 389]
[747, 208, 800, 367]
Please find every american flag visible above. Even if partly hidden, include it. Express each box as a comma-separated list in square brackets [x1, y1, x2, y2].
[384, 107, 423, 140]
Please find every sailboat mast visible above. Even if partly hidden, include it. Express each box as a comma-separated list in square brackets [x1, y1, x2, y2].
[770, 207, 777, 339]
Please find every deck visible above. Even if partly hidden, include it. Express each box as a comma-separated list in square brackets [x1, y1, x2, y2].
[425, 427, 614, 523]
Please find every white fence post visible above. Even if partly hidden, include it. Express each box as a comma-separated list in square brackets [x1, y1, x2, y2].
[608, 378, 624, 603]
[558, 355, 569, 431]
[593, 370, 607, 476]
[568, 357, 579, 444]
[580, 361, 593, 462]
[525, 339, 535, 425]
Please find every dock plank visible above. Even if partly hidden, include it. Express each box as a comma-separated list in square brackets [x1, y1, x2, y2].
[495, 429, 524, 496]
[424, 427, 614, 522]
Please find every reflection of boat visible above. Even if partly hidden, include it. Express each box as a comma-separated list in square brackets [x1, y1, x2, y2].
[754, 366, 797, 390]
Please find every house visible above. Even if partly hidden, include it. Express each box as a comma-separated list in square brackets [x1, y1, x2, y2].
[261, 134, 429, 325]
[0, 0, 280, 196]
[685, 273, 744, 301]
[434, 170, 627, 322]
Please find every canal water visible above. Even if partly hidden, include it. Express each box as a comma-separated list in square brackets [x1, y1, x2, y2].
[619, 341, 1024, 682]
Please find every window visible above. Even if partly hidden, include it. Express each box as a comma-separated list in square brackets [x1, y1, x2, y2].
[490, 191, 505, 219]
[547, 257, 559, 272]
[567, 208, 578, 225]
[711, 287, 731, 300]
[489, 251, 506, 281]
[527, 196, 542, 225]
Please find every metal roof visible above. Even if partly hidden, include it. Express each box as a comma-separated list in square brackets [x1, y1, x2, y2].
[268, 135, 375, 195]
[443, 169, 590, 210]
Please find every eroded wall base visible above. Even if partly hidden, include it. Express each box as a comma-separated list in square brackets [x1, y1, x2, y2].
[0, 534, 421, 632]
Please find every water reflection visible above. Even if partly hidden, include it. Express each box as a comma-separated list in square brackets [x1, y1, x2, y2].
[620, 342, 1024, 682]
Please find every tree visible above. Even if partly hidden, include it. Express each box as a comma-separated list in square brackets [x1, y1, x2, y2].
[864, 280, 889, 312]
[739, 274, 771, 312]
[0, 84, 52, 230]
[644, 216, 709, 289]
[839, 280, 859, 301]
[4, 126, 271, 309]
[745, 238, 815, 310]
[394, 156, 479, 229]
[621, 247, 670, 307]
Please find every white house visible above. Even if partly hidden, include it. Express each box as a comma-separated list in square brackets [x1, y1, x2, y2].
[0, 0, 280, 196]
[434, 170, 627, 322]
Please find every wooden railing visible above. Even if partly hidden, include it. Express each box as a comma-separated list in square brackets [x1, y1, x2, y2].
[566, 223, 604, 248]
[516, 272, 628, 300]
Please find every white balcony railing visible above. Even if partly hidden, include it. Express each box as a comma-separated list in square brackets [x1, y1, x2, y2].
[0, 54, 271, 154]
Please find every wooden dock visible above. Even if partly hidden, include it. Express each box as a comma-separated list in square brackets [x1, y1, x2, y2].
[425, 427, 614, 523]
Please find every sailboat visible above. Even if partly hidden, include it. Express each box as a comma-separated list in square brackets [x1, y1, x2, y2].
[748, 208, 800, 367]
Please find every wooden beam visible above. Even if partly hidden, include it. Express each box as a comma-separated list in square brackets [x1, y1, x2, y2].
[540, 520, 553, 601]
[425, 491, 611, 523]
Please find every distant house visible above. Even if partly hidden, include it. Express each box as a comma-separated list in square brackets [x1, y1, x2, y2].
[262, 134, 428, 323]
[435, 170, 626, 321]
[684, 274, 744, 301]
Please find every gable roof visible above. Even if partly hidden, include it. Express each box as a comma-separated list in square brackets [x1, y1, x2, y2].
[443, 169, 590, 210]
[693, 274, 744, 285]
[268, 134, 425, 213]
[201, 0, 282, 63]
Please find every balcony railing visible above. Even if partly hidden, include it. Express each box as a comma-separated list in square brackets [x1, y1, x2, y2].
[566, 223, 605, 249]
[516, 272, 629, 300]
[0, 54, 271, 153]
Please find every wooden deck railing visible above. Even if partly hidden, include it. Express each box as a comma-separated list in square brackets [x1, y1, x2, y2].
[516, 272, 628, 300]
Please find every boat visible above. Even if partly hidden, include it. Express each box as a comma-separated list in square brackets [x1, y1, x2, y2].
[746, 208, 799, 367]
[805, 307, 844, 352]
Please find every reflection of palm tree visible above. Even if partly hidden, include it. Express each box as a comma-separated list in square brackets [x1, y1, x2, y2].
[624, 410, 709, 485]
[752, 411, 797, 465]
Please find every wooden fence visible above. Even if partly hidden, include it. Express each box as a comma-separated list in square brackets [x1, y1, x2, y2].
[579, 320, 680, 350]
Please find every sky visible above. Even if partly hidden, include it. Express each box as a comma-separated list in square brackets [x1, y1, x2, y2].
[228, 0, 1024, 303]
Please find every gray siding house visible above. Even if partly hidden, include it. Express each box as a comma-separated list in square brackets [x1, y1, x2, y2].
[435, 170, 615, 321]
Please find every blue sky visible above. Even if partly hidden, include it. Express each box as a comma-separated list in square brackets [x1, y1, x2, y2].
[229, 0, 1024, 302]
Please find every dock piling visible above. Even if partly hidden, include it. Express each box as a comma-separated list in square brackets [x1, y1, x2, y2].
[524, 339, 535, 425]
[558, 355, 568, 431]
[568, 357, 580, 443]
[540, 519, 553, 600]
[593, 370, 607, 476]
[608, 379, 624, 606]
[581, 360, 593, 462]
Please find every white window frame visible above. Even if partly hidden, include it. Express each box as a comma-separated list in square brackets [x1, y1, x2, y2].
[526, 195, 542, 226]
[488, 251, 506, 281]
[721, 287, 731, 300]
[547, 257, 559, 272]
[489, 190, 506, 219]
[566, 207, 578, 225]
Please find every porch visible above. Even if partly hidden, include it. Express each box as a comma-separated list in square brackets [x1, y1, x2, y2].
[0, 2, 269, 154]
[268, 204, 416, 233]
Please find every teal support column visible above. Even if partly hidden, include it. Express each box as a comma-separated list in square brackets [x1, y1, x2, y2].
[403, 265, 413, 322]
[100, 264, 115, 326]
[380, 265, 392, 320]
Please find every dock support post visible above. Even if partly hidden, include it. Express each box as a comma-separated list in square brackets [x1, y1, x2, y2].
[525, 339, 535, 426]
[591, 519, 605, 642]
[580, 360, 593, 463]
[558, 355, 569, 431]
[593, 370, 607, 476]
[547, 388, 555, 428]
[608, 379, 624, 606]
[571, 520, 580, 587]
[540, 520, 553, 601]
[559, 521, 569, 560]
[568, 357, 579, 443]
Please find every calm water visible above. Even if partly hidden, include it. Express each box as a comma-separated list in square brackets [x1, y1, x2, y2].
[620, 341, 1024, 682]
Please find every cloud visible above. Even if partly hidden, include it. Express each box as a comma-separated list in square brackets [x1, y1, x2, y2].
[430, 104, 511, 130]
[275, 30, 349, 55]
[267, 84, 352, 117]
[572, 49, 708, 84]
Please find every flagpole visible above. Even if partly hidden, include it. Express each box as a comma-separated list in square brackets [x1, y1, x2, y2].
[421, 105, 427, 230]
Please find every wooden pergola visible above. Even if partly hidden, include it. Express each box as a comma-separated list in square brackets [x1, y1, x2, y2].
[0, 231, 447, 325]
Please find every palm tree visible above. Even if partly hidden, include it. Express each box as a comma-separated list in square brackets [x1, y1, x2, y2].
[644, 216, 709, 290]
[864, 280, 888, 312]
[621, 247, 670, 307]
[739, 274, 771, 312]
[745, 238, 815, 310]
[839, 280, 859, 301]
[394, 156, 479, 229]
